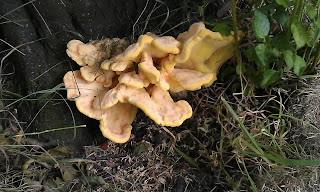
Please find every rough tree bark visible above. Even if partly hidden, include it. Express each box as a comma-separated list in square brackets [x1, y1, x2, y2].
[0, 0, 162, 153]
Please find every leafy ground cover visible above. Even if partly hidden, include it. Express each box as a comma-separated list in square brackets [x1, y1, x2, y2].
[0, 0, 320, 191]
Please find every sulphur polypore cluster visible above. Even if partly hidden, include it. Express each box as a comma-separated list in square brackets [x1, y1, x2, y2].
[63, 22, 241, 143]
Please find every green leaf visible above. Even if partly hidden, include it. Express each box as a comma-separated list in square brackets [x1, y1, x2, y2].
[213, 23, 231, 36]
[244, 47, 266, 69]
[306, 4, 317, 19]
[252, 10, 270, 39]
[271, 32, 294, 51]
[265, 154, 320, 166]
[198, 6, 204, 17]
[255, 44, 269, 66]
[273, 7, 289, 25]
[316, 19, 320, 29]
[236, 63, 247, 75]
[283, 50, 294, 71]
[243, 47, 256, 61]
[293, 55, 306, 76]
[260, 69, 279, 88]
[275, 0, 290, 7]
[291, 22, 309, 49]
[271, 48, 281, 58]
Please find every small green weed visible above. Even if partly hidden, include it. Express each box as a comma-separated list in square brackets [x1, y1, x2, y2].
[238, 0, 319, 88]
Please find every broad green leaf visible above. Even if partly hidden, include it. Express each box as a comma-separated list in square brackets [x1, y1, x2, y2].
[244, 47, 265, 68]
[260, 69, 279, 88]
[243, 47, 256, 60]
[252, 10, 270, 39]
[283, 50, 294, 71]
[271, 32, 294, 51]
[271, 48, 281, 58]
[306, 4, 317, 19]
[255, 44, 269, 66]
[273, 7, 289, 25]
[275, 0, 290, 7]
[294, 55, 306, 76]
[291, 22, 309, 49]
[213, 23, 231, 36]
[236, 63, 247, 75]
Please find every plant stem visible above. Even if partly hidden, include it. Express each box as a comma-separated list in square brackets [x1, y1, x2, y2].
[278, 0, 304, 71]
[231, 0, 245, 94]
[231, 0, 242, 67]
[310, 45, 320, 72]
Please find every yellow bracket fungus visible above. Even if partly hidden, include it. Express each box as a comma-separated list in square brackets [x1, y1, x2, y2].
[63, 22, 243, 143]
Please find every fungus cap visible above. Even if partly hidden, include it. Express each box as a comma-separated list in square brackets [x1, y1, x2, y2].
[99, 103, 137, 143]
[80, 66, 103, 82]
[174, 22, 239, 74]
[138, 52, 160, 84]
[66, 40, 105, 67]
[64, 70, 138, 143]
[114, 34, 180, 63]
[63, 70, 108, 120]
[101, 60, 133, 72]
[118, 71, 150, 88]
[67, 38, 131, 67]
[93, 84, 192, 127]
[96, 70, 117, 88]
[64, 22, 243, 143]
[157, 68, 214, 93]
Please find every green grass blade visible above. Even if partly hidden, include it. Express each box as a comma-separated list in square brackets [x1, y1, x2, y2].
[265, 154, 320, 166]
[155, 0, 170, 29]
[221, 97, 264, 156]
[269, 114, 319, 131]
[0, 19, 28, 25]
[3, 88, 67, 109]
[174, 146, 199, 168]
[300, 74, 320, 79]
[38, 83, 64, 100]
[0, 125, 86, 144]
[241, 155, 258, 192]
[0, 89, 24, 98]
[0, 0, 35, 20]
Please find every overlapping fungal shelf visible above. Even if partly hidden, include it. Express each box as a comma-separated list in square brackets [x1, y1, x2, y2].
[63, 22, 242, 143]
